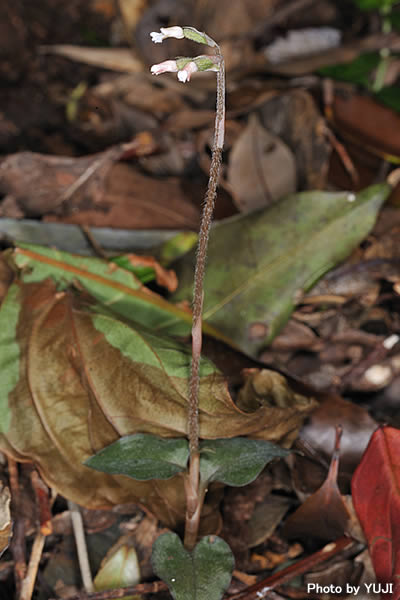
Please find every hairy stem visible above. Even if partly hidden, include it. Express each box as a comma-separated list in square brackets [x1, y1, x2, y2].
[185, 46, 225, 549]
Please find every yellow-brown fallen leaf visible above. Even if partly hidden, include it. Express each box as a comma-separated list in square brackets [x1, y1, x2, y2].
[0, 278, 316, 529]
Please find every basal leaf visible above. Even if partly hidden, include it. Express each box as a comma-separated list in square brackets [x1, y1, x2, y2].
[172, 184, 390, 357]
[152, 533, 234, 600]
[85, 434, 189, 480]
[199, 438, 289, 486]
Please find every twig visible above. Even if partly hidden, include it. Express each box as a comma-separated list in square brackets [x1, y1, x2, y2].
[8, 457, 26, 596]
[30, 470, 53, 536]
[80, 225, 109, 259]
[19, 531, 46, 600]
[185, 42, 225, 551]
[68, 500, 94, 593]
[48, 580, 168, 600]
[227, 536, 354, 600]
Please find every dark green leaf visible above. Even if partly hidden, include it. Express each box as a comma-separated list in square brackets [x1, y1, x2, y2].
[352, 0, 397, 10]
[318, 52, 380, 87]
[375, 85, 400, 113]
[199, 438, 289, 486]
[85, 434, 189, 480]
[152, 533, 234, 600]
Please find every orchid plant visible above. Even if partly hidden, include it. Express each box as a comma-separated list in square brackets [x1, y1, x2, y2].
[85, 26, 288, 600]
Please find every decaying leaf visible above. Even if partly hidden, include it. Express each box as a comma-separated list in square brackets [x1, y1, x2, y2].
[247, 495, 292, 548]
[173, 183, 390, 357]
[0, 279, 315, 527]
[0, 147, 123, 217]
[258, 90, 331, 190]
[227, 114, 297, 213]
[40, 45, 143, 73]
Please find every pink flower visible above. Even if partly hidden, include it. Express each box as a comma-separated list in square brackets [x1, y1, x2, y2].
[177, 61, 198, 83]
[150, 60, 178, 76]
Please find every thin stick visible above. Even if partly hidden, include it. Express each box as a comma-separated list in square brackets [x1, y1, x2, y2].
[8, 457, 26, 596]
[19, 531, 46, 600]
[185, 45, 225, 550]
[68, 500, 94, 593]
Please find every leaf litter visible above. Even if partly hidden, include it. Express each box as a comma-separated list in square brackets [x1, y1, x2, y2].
[1, 0, 400, 598]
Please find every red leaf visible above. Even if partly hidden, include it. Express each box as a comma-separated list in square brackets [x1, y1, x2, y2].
[352, 426, 400, 597]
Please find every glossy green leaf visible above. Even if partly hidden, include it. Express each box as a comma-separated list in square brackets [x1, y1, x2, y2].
[199, 438, 289, 486]
[173, 184, 390, 357]
[85, 434, 189, 480]
[152, 533, 234, 600]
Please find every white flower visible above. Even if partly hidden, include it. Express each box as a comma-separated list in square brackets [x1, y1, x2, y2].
[177, 61, 198, 83]
[150, 26, 184, 44]
[150, 60, 178, 76]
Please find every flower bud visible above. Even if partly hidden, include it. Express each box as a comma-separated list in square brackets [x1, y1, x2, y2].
[150, 60, 178, 76]
[177, 61, 198, 82]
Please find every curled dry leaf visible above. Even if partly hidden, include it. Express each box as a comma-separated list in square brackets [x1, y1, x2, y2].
[112, 254, 178, 292]
[283, 428, 351, 542]
[297, 395, 377, 491]
[0, 279, 316, 528]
